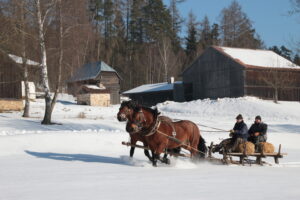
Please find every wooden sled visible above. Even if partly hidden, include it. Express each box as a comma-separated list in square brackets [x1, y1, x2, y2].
[208, 142, 287, 166]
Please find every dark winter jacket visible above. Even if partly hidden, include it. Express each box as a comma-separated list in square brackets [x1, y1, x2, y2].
[248, 122, 268, 138]
[233, 121, 248, 140]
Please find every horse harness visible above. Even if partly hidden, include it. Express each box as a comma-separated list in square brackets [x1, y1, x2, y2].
[131, 110, 206, 155]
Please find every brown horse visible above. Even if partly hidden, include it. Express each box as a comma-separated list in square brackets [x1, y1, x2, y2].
[129, 106, 207, 166]
[117, 100, 180, 163]
[117, 101, 153, 161]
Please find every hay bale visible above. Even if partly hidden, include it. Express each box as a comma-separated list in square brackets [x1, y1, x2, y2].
[0, 99, 23, 112]
[235, 142, 255, 154]
[258, 142, 275, 153]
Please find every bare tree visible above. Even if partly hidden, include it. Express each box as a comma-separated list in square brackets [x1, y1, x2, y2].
[259, 69, 297, 103]
[35, 0, 56, 124]
[158, 37, 172, 82]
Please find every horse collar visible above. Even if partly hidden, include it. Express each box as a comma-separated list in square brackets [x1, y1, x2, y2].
[143, 118, 161, 137]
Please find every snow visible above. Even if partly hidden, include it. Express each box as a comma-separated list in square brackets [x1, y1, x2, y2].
[123, 81, 182, 94]
[219, 46, 300, 68]
[1, 95, 300, 200]
[8, 54, 40, 66]
[83, 84, 106, 90]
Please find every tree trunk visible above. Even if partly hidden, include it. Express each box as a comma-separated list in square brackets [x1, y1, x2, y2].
[36, 0, 52, 124]
[274, 87, 278, 103]
[49, 0, 63, 117]
[20, 1, 30, 118]
[22, 67, 30, 117]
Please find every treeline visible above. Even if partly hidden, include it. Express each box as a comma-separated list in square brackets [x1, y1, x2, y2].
[0, 0, 299, 93]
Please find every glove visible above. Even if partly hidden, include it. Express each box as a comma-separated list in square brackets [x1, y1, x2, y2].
[229, 130, 234, 137]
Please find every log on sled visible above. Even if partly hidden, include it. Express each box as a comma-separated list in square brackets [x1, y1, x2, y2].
[121, 141, 191, 158]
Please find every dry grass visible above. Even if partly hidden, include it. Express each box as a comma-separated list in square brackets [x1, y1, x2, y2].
[236, 141, 255, 154]
[77, 112, 86, 119]
[258, 142, 275, 153]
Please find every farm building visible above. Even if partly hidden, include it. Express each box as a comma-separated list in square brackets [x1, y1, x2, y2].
[0, 52, 39, 111]
[123, 78, 184, 106]
[67, 61, 121, 105]
[182, 46, 300, 101]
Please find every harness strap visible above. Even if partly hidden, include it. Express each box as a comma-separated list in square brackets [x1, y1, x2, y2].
[156, 128, 206, 155]
[144, 120, 161, 137]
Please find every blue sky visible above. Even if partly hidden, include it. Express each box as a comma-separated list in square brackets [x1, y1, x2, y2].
[164, 0, 300, 50]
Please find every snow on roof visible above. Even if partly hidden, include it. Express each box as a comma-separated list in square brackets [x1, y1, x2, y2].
[123, 81, 182, 94]
[216, 46, 300, 69]
[8, 54, 40, 66]
[83, 84, 106, 90]
[68, 61, 119, 82]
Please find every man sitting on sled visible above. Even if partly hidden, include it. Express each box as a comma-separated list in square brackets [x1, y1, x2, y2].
[248, 115, 268, 152]
[213, 114, 248, 153]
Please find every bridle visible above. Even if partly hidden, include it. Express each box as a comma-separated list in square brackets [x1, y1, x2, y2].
[132, 109, 147, 131]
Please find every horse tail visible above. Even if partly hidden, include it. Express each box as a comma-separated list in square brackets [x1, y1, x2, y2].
[198, 136, 207, 158]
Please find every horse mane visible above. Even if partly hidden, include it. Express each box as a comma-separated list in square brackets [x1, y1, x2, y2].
[121, 100, 139, 109]
[121, 100, 160, 117]
[139, 106, 160, 117]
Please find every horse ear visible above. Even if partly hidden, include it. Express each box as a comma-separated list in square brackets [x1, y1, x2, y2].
[133, 105, 142, 112]
[153, 107, 160, 116]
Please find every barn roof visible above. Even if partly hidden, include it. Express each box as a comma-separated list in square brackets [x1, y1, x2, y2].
[123, 81, 182, 95]
[213, 46, 300, 69]
[68, 61, 120, 82]
[8, 54, 40, 66]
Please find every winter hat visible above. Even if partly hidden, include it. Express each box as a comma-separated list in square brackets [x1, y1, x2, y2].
[255, 115, 262, 120]
[236, 114, 243, 120]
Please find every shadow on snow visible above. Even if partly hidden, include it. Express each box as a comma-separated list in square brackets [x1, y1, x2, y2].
[25, 150, 131, 166]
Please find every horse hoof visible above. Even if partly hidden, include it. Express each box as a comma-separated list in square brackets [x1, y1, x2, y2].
[163, 158, 170, 165]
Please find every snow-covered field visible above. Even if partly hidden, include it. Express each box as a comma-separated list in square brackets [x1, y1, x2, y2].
[0, 95, 300, 200]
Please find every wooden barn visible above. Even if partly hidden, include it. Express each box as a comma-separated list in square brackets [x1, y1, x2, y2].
[67, 61, 121, 105]
[0, 52, 39, 111]
[182, 46, 300, 101]
[123, 79, 184, 106]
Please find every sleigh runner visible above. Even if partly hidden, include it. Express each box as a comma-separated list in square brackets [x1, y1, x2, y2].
[208, 142, 287, 165]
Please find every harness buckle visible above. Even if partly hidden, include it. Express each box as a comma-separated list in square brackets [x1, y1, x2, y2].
[172, 131, 176, 137]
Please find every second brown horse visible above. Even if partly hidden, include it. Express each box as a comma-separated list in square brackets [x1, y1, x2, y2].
[129, 106, 207, 166]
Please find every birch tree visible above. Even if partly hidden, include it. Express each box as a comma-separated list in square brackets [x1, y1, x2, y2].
[35, 0, 56, 124]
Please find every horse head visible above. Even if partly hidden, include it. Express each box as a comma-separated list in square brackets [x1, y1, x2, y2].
[117, 100, 139, 122]
[129, 106, 161, 133]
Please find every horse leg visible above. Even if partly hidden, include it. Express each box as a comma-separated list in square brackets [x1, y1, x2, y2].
[152, 153, 160, 167]
[130, 147, 135, 157]
[161, 153, 170, 164]
[144, 149, 153, 162]
[129, 137, 137, 158]
[155, 143, 170, 166]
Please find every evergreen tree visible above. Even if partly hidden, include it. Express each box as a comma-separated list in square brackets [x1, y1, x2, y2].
[220, 0, 263, 48]
[198, 15, 212, 51]
[143, 0, 173, 42]
[185, 11, 198, 64]
[169, 0, 184, 50]
[211, 23, 220, 45]
[129, 0, 145, 44]
[280, 45, 292, 60]
[294, 54, 300, 65]
[269, 45, 292, 61]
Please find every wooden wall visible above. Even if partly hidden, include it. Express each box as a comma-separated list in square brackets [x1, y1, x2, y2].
[0, 54, 22, 99]
[182, 47, 245, 100]
[128, 91, 173, 106]
[67, 71, 120, 105]
[99, 72, 120, 104]
[245, 68, 300, 101]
